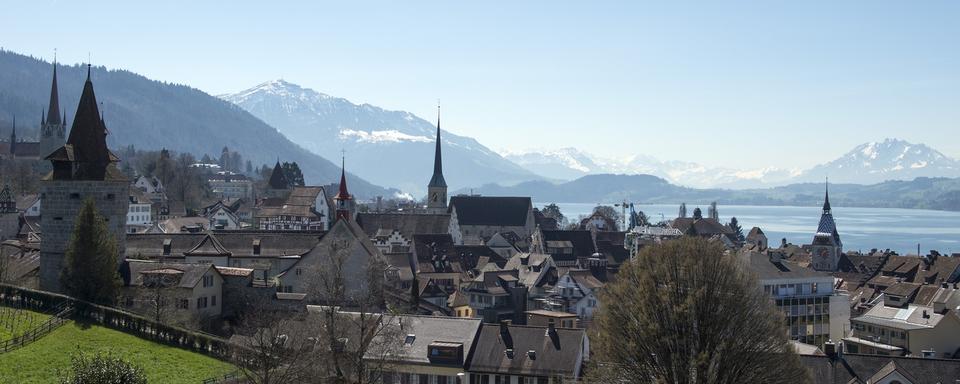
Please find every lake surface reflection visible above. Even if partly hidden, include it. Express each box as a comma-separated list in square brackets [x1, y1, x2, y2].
[540, 203, 960, 255]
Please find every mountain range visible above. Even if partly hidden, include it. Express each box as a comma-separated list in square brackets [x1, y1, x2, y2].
[0, 50, 395, 198]
[2, 48, 958, 209]
[220, 80, 536, 196]
[501, 139, 960, 188]
[460, 174, 960, 211]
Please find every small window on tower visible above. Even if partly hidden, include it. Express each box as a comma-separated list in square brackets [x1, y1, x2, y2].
[106, 194, 116, 200]
[69, 193, 80, 199]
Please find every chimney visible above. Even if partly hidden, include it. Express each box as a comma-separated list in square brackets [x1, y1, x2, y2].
[769, 251, 782, 264]
[781, 238, 787, 248]
[547, 319, 557, 335]
[823, 340, 837, 359]
[499, 320, 513, 350]
[922, 310, 930, 319]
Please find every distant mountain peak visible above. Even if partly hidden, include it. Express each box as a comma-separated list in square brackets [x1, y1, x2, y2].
[801, 138, 959, 183]
[221, 80, 535, 195]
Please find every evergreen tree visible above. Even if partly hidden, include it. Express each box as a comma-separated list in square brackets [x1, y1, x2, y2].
[729, 216, 745, 242]
[540, 203, 566, 225]
[60, 198, 121, 305]
[282, 162, 305, 187]
[245, 160, 254, 174]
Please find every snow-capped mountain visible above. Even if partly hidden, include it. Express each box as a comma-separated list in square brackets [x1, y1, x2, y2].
[798, 138, 960, 184]
[502, 138, 959, 188]
[501, 148, 798, 188]
[220, 80, 536, 195]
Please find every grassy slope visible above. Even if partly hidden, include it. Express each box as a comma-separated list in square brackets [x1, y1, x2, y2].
[0, 321, 235, 383]
[0, 307, 52, 340]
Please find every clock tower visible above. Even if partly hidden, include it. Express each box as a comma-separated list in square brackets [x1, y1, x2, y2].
[426, 106, 447, 213]
[810, 181, 842, 271]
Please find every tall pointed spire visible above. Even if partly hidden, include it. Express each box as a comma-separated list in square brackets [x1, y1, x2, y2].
[428, 104, 446, 188]
[46, 58, 61, 126]
[335, 155, 351, 201]
[822, 178, 831, 213]
[267, 160, 289, 190]
[334, 154, 353, 221]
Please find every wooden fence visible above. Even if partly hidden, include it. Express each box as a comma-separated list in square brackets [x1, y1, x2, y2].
[0, 303, 73, 353]
[0, 283, 238, 361]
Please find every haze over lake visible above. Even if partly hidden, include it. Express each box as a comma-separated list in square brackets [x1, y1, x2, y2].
[544, 203, 960, 256]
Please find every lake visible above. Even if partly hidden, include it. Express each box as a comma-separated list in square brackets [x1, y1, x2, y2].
[539, 203, 960, 256]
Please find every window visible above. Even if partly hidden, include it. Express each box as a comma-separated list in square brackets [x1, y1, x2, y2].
[436, 376, 449, 384]
[177, 299, 189, 309]
[69, 193, 80, 199]
[417, 375, 429, 384]
[203, 275, 214, 287]
[211, 295, 217, 306]
[197, 297, 208, 309]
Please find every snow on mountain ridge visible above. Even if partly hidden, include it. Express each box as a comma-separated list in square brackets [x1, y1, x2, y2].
[220, 79, 536, 195]
[799, 138, 960, 183]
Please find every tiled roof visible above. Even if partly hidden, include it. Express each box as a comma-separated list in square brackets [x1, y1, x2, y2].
[122, 260, 218, 289]
[801, 353, 960, 384]
[541, 230, 596, 262]
[356, 213, 450, 239]
[215, 266, 254, 277]
[744, 251, 831, 280]
[372, 315, 481, 365]
[449, 196, 531, 227]
[854, 304, 942, 330]
[670, 218, 733, 237]
[126, 232, 323, 259]
[466, 324, 585, 377]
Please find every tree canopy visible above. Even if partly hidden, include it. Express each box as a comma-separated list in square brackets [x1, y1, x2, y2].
[590, 237, 811, 383]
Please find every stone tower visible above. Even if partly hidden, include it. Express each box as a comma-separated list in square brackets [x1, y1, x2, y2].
[39, 60, 67, 159]
[810, 181, 842, 271]
[40, 65, 129, 293]
[426, 106, 447, 213]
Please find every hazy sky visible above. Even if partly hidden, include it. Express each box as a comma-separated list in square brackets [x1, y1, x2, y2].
[2, 1, 958, 169]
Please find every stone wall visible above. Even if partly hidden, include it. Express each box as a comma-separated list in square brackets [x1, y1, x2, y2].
[40, 180, 129, 292]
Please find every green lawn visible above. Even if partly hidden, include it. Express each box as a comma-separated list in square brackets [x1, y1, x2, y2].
[0, 321, 236, 383]
[0, 307, 51, 340]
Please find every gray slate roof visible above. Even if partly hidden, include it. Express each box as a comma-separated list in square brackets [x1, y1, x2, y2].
[467, 324, 585, 377]
[801, 353, 960, 384]
[449, 196, 531, 227]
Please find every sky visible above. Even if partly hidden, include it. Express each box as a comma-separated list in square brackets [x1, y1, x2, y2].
[1, 1, 958, 170]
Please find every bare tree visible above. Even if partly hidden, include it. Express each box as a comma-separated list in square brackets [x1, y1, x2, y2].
[306, 236, 405, 384]
[589, 237, 811, 383]
[233, 295, 322, 384]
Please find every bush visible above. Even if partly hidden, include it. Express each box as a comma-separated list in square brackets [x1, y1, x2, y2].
[58, 351, 147, 384]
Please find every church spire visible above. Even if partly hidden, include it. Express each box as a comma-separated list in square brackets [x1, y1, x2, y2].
[9, 115, 16, 156]
[822, 178, 831, 213]
[428, 104, 446, 188]
[335, 155, 351, 201]
[334, 155, 353, 221]
[46, 58, 61, 126]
